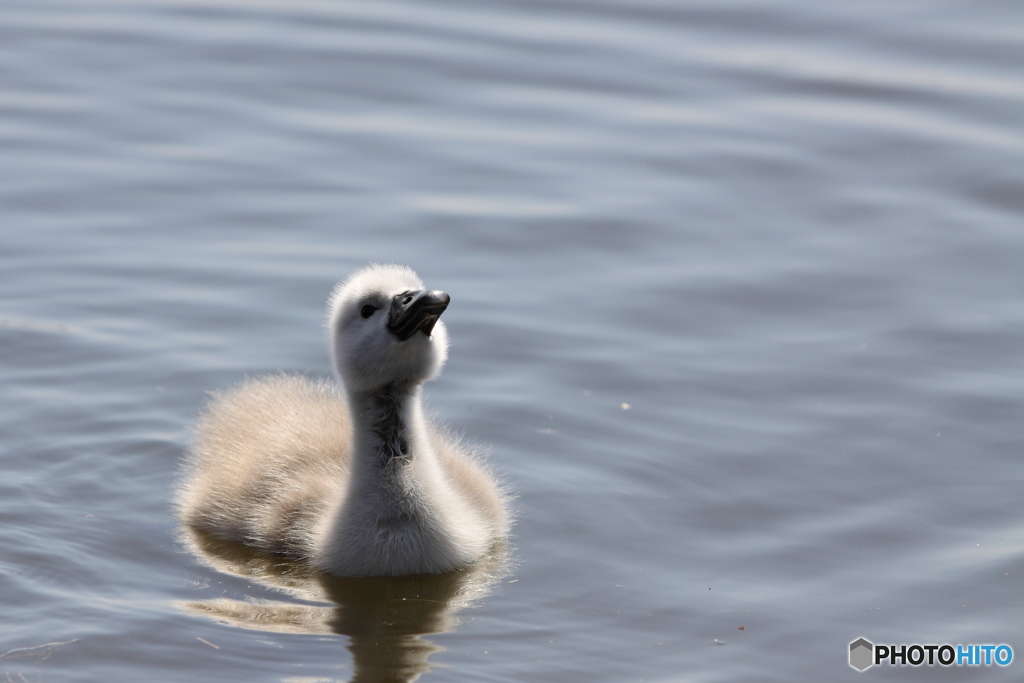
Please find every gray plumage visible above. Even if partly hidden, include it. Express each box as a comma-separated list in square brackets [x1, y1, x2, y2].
[178, 264, 509, 576]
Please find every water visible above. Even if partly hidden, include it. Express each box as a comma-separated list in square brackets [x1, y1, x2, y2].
[1, 0, 1021, 680]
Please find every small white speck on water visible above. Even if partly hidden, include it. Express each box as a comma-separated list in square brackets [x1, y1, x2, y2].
[621, 403, 630, 410]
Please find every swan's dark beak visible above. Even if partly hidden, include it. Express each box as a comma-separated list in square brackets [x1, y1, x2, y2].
[387, 289, 449, 341]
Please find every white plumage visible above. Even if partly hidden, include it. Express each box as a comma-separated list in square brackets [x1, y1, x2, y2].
[178, 264, 509, 577]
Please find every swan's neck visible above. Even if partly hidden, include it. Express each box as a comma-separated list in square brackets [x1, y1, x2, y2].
[345, 381, 439, 520]
[317, 380, 489, 575]
[351, 381, 424, 475]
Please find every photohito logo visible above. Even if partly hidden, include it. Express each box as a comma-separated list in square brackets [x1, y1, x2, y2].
[849, 638, 1013, 672]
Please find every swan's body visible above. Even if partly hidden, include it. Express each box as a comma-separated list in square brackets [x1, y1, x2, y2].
[178, 265, 509, 577]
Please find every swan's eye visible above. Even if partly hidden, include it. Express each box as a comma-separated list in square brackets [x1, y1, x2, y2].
[360, 304, 378, 319]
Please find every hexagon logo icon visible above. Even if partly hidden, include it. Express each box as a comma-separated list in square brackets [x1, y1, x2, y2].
[850, 638, 874, 671]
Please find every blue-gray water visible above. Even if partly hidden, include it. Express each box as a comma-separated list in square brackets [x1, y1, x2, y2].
[1, 1, 1021, 681]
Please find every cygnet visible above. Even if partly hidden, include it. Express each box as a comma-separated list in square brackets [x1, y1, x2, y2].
[178, 264, 509, 576]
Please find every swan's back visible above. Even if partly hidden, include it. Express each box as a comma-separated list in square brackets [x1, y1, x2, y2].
[178, 374, 352, 557]
[428, 427, 508, 534]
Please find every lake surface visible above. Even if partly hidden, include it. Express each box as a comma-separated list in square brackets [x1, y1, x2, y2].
[1, 0, 1021, 680]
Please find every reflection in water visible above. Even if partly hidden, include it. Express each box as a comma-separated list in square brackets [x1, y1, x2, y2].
[178, 527, 510, 683]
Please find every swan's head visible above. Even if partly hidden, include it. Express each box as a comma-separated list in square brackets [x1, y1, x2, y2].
[327, 264, 450, 393]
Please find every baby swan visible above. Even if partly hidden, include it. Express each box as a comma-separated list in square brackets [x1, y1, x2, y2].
[178, 264, 509, 577]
